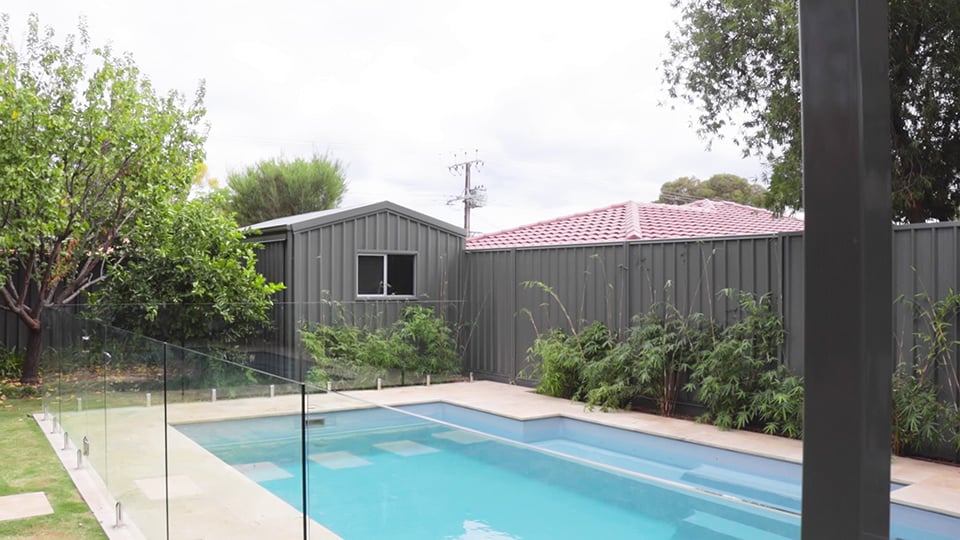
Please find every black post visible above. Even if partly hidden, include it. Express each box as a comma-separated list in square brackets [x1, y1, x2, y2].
[163, 342, 170, 540]
[799, 1, 891, 539]
[301, 383, 308, 539]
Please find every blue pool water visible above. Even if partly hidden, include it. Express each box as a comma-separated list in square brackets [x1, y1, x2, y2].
[175, 403, 960, 540]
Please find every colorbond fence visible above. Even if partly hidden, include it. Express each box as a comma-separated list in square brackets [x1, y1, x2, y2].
[462, 223, 960, 410]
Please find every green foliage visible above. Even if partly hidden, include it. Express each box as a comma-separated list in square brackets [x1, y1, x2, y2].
[663, 0, 960, 223]
[89, 197, 284, 346]
[945, 405, 960, 455]
[893, 288, 960, 456]
[577, 321, 616, 364]
[892, 363, 944, 456]
[223, 153, 347, 226]
[0, 15, 206, 383]
[657, 174, 767, 206]
[389, 305, 460, 377]
[750, 366, 804, 439]
[300, 306, 460, 388]
[686, 290, 783, 429]
[909, 289, 960, 385]
[0, 347, 23, 379]
[527, 329, 584, 399]
[580, 347, 637, 412]
[584, 308, 710, 415]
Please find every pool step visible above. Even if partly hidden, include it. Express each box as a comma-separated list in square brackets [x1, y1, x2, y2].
[533, 439, 686, 481]
[677, 510, 793, 540]
[681, 465, 800, 512]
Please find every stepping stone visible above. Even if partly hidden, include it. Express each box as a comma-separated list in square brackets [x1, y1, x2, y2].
[433, 429, 489, 445]
[374, 440, 439, 457]
[309, 451, 370, 470]
[135, 475, 202, 501]
[234, 461, 294, 482]
[0, 492, 54, 522]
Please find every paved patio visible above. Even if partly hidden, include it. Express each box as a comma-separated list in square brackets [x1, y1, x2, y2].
[34, 380, 960, 539]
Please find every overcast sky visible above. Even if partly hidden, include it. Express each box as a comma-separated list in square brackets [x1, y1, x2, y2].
[4, 1, 766, 235]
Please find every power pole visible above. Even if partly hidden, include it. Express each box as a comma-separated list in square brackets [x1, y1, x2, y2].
[447, 152, 486, 235]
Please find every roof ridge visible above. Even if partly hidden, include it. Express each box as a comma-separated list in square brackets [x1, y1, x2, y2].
[623, 201, 643, 239]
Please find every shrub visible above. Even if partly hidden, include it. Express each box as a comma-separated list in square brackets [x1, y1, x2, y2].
[527, 329, 583, 399]
[578, 321, 616, 365]
[581, 340, 639, 411]
[750, 366, 804, 439]
[686, 290, 783, 429]
[391, 305, 460, 378]
[0, 348, 23, 380]
[300, 305, 460, 388]
[945, 404, 960, 456]
[526, 321, 614, 400]
[895, 288, 960, 457]
[584, 308, 710, 415]
[891, 363, 943, 456]
[302, 324, 369, 386]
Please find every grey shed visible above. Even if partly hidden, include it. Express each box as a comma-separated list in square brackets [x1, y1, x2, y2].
[243, 201, 465, 379]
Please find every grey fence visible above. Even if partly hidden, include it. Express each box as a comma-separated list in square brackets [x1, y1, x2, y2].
[462, 223, 960, 407]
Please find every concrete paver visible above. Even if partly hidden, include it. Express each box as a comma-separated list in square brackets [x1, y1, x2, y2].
[0, 491, 54, 522]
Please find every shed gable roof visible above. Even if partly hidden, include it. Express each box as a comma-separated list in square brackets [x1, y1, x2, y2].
[466, 200, 804, 250]
[243, 201, 465, 237]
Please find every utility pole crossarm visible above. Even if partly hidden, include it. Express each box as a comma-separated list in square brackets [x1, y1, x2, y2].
[447, 152, 486, 236]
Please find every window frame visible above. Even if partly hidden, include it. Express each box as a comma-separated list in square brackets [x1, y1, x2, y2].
[355, 252, 417, 298]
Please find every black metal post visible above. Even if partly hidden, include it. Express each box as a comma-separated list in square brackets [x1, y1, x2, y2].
[163, 342, 170, 540]
[799, 1, 892, 539]
[301, 383, 308, 539]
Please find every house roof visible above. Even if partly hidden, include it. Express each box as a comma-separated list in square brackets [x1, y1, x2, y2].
[243, 201, 466, 237]
[465, 200, 805, 250]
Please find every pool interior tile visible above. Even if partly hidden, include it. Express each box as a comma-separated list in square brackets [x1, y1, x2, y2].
[309, 451, 371, 469]
[373, 440, 439, 456]
[432, 429, 489, 445]
[0, 492, 54, 522]
[135, 474, 202, 501]
[234, 461, 294, 482]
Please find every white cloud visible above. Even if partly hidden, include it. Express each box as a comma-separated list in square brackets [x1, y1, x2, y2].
[4, 0, 768, 234]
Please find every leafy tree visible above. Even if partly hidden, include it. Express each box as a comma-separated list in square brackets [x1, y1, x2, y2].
[656, 173, 767, 206]
[88, 196, 284, 347]
[223, 154, 347, 226]
[0, 15, 206, 383]
[663, 0, 960, 222]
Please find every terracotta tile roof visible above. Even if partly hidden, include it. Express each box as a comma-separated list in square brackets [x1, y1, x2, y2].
[466, 200, 804, 249]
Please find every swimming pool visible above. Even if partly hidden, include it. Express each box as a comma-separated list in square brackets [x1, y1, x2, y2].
[175, 402, 960, 539]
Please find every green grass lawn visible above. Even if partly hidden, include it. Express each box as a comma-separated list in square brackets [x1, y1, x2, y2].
[0, 396, 105, 540]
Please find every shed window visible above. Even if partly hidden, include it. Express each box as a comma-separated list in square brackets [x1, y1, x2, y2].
[357, 254, 415, 296]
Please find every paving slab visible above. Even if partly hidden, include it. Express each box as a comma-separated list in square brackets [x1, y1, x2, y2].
[0, 491, 54, 522]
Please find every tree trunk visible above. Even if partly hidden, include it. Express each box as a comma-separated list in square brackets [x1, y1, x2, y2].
[21, 324, 43, 385]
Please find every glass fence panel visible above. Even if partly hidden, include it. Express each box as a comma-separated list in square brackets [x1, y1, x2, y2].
[102, 326, 169, 539]
[56, 323, 107, 487]
[39, 311, 67, 433]
[164, 345, 307, 539]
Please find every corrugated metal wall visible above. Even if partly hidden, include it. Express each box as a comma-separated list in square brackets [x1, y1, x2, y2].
[290, 209, 464, 330]
[463, 224, 960, 396]
[463, 236, 787, 381]
[891, 224, 960, 404]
